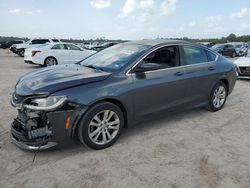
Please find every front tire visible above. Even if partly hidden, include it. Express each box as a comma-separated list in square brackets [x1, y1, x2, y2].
[207, 81, 227, 112]
[78, 102, 124, 150]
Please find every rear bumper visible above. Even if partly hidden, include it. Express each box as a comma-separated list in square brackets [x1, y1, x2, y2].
[24, 59, 43, 65]
[24, 60, 35, 64]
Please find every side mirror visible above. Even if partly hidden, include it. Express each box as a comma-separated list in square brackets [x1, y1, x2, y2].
[134, 63, 161, 73]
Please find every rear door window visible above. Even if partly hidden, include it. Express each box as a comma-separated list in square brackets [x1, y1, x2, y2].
[51, 44, 66, 50]
[66, 44, 81, 50]
[182, 46, 208, 65]
[30, 39, 50, 44]
[205, 50, 217, 62]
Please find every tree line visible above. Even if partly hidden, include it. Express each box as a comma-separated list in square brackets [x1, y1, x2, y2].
[170, 34, 250, 43]
[1, 33, 250, 44]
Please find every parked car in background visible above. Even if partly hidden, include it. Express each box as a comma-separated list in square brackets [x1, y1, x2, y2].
[234, 53, 250, 78]
[24, 42, 95, 66]
[10, 40, 237, 151]
[211, 44, 237, 58]
[0, 40, 25, 49]
[230, 42, 248, 57]
[83, 42, 100, 50]
[11, 38, 60, 57]
[92, 42, 120, 51]
[199, 42, 216, 48]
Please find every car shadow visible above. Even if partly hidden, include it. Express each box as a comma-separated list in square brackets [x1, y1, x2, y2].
[237, 78, 250, 81]
[119, 107, 207, 142]
[25, 107, 208, 161]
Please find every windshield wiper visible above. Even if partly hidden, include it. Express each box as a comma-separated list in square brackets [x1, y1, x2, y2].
[84, 65, 105, 71]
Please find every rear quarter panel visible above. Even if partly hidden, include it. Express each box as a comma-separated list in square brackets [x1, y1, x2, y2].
[215, 56, 237, 94]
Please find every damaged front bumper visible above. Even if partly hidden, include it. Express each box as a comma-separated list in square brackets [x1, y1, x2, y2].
[10, 94, 87, 151]
[11, 109, 76, 151]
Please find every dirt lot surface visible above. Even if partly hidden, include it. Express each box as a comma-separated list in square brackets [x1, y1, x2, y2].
[0, 49, 250, 188]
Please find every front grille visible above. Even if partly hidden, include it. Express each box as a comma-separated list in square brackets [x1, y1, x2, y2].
[239, 67, 250, 76]
[11, 120, 50, 146]
[11, 120, 28, 142]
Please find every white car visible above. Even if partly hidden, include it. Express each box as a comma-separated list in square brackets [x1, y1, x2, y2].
[12, 38, 60, 57]
[234, 52, 250, 78]
[24, 42, 96, 66]
[82, 42, 100, 50]
[230, 42, 248, 57]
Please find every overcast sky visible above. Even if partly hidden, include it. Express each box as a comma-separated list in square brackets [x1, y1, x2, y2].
[0, 0, 250, 40]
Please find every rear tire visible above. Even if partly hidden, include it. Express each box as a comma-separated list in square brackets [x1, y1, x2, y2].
[78, 102, 124, 150]
[231, 52, 236, 58]
[207, 81, 227, 112]
[18, 49, 25, 57]
[44, 57, 57, 67]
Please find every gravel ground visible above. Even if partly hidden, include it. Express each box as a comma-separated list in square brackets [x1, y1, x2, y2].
[0, 49, 250, 188]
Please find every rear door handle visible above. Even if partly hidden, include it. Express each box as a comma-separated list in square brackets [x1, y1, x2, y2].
[174, 71, 184, 76]
[208, 67, 215, 71]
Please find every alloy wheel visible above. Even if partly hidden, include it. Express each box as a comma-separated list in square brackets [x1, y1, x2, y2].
[45, 58, 57, 66]
[19, 50, 24, 57]
[88, 110, 120, 145]
[212, 86, 226, 108]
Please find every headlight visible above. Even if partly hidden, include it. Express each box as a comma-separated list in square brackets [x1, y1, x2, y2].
[24, 95, 67, 111]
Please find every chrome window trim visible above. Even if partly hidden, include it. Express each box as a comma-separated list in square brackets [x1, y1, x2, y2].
[126, 44, 218, 76]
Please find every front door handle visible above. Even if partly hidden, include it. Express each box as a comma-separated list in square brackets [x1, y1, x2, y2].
[174, 71, 184, 76]
[208, 67, 215, 71]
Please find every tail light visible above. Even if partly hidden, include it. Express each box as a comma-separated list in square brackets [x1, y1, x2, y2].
[31, 51, 40, 57]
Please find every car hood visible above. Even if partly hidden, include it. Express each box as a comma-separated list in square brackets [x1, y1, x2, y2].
[15, 64, 111, 96]
[234, 57, 250, 67]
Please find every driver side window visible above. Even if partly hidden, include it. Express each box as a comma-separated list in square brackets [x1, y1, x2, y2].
[143, 46, 179, 69]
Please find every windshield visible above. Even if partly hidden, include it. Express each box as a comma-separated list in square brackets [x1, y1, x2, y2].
[26, 39, 32, 44]
[80, 43, 151, 72]
[211, 44, 224, 49]
[233, 44, 242, 48]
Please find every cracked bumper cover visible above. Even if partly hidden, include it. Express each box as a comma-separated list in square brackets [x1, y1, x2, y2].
[10, 108, 87, 151]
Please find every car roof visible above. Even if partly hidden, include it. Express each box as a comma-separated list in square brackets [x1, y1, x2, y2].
[47, 42, 80, 46]
[229, 42, 244, 45]
[123, 39, 202, 47]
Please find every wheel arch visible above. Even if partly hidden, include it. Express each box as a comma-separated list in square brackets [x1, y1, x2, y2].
[17, 48, 25, 56]
[90, 98, 128, 128]
[219, 78, 229, 94]
[44, 56, 58, 66]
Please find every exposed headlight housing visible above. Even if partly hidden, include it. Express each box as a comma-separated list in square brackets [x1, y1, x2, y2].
[24, 95, 67, 111]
